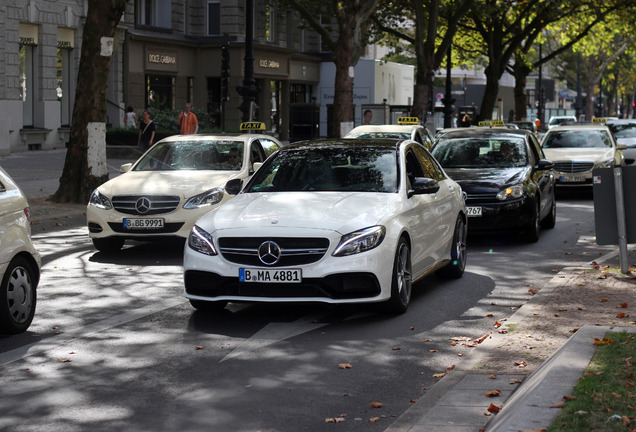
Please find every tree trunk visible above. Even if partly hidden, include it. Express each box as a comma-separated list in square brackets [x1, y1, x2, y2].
[585, 57, 596, 120]
[51, 0, 126, 204]
[479, 65, 501, 121]
[512, 58, 531, 121]
[331, 23, 355, 138]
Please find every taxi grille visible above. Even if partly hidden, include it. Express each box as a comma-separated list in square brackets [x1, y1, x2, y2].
[112, 195, 181, 215]
[218, 237, 330, 267]
[552, 162, 594, 173]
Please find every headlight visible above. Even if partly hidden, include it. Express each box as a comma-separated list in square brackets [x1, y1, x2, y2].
[188, 225, 217, 255]
[183, 188, 224, 209]
[89, 189, 112, 210]
[496, 184, 524, 201]
[332, 226, 386, 257]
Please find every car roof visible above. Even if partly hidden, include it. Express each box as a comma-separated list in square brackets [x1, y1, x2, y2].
[348, 124, 423, 133]
[283, 138, 406, 151]
[435, 127, 532, 139]
[544, 124, 610, 132]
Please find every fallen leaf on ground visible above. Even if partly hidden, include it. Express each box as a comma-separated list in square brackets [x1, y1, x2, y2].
[370, 402, 383, 408]
[600, 298, 608, 302]
[619, 303, 629, 308]
[325, 417, 346, 423]
[369, 417, 380, 423]
[510, 378, 523, 384]
[528, 289, 538, 294]
[484, 390, 501, 397]
[338, 363, 352, 369]
[594, 338, 614, 345]
[489, 374, 497, 379]
[563, 395, 576, 401]
[550, 402, 565, 408]
[514, 361, 527, 368]
[617, 313, 629, 318]
[487, 403, 501, 413]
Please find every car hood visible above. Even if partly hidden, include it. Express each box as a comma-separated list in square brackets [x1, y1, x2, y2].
[443, 167, 528, 192]
[196, 192, 399, 234]
[97, 171, 240, 198]
[542, 147, 615, 163]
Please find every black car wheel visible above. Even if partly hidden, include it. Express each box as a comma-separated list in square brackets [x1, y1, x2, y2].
[436, 217, 467, 279]
[541, 199, 557, 229]
[523, 201, 541, 243]
[383, 238, 412, 314]
[0, 256, 37, 334]
[189, 299, 228, 311]
[92, 237, 125, 252]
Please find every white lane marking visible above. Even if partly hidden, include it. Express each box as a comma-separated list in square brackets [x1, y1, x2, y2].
[0, 298, 185, 367]
[220, 312, 330, 363]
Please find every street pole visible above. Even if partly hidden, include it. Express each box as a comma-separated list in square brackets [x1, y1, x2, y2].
[613, 167, 630, 274]
[537, 43, 543, 131]
[443, 47, 454, 128]
[237, 0, 259, 122]
[575, 52, 582, 122]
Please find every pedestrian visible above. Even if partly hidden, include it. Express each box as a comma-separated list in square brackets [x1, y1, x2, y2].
[363, 110, 373, 125]
[138, 110, 156, 153]
[123, 106, 137, 128]
[177, 103, 199, 134]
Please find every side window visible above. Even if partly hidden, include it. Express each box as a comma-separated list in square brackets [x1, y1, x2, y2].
[250, 142, 265, 164]
[528, 135, 544, 162]
[259, 139, 281, 158]
[413, 145, 444, 181]
[405, 150, 424, 188]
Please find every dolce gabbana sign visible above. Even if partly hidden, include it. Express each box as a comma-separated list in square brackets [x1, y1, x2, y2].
[255, 54, 288, 75]
[145, 48, 178, 72]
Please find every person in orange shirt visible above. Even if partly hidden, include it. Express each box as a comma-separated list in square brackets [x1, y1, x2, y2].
[177, 103, 199, 134]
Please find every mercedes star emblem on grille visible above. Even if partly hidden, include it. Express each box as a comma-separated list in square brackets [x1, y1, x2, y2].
[136, 197, 151, 214]
[258, 241, 282, 265]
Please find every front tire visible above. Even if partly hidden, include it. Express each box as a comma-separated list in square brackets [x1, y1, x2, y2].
[382, 238, 412, 314]
[436, 217, 467, 279]
[541, 198, 557, 229]
[0, 257, 37, 334]
[92, 237, 125, 252]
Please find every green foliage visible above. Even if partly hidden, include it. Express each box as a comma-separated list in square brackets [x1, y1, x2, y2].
[548, 332, 636, 432]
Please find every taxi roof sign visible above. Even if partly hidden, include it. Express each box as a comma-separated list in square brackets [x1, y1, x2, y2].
[478, 120, 505, 127]
[240, 122, 266, 131]
[591, 118, 607, 124]
[397, 117, 419, 125]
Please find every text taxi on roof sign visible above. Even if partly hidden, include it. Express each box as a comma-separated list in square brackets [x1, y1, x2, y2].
[477, 120, 505, 127]
[240, 122, 266, 131]
[397, 117, 420, 125]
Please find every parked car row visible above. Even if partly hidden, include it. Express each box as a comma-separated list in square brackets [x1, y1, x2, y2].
[4, 116, 626, 333]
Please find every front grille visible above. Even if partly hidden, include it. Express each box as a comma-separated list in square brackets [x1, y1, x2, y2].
[552, 161, 594, 174]
[112, 195, 181, 215]
[218, 237, 330, 267]
[466, 192, 498, 203]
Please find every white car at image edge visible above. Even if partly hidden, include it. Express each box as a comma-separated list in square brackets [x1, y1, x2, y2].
[183, 139, 467, 313]
[0, 166, 41, 334]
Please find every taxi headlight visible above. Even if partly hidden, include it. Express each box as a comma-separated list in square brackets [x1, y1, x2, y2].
[89, 189, 112, 210]
[496, 184, 524, 201]
[184, 188, 224, 209]
[333, 226, 386, 257]
[188, 225, 217, 255]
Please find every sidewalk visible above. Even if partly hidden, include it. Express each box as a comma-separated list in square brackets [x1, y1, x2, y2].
[388, 244, 636, 432]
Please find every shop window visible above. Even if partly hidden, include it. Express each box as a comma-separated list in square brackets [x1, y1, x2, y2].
[207, 0, 220, 36]
[187, 77, 194, 104]
[290, 84, 312, 103]
[19, 44, 34, 127]
[146, 74, 175, 110]
[265, 4, 276, 42]
[137, 0, 172, 29]
[57, 48, 72, 126]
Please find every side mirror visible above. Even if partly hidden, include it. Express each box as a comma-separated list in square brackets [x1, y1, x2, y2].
[224, 178, 243, 195]
[252, 162, 263, 173]
[120, 163, 133, 173]
[617, 143, 628, 150]
[537, 159, 554, 170]
[408, 177, 439, 197]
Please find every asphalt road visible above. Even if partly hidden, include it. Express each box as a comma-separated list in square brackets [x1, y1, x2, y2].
[0, 150, 598, 431]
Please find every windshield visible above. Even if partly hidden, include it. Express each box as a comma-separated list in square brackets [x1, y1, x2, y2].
[431, 137, 528, 168]
[245, 147, 398, 192]
[542, 130, 613, 149]
[133, 140, 245, 171]
[608, 123, 636, 139]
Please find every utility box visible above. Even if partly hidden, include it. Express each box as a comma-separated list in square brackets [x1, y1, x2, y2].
[592, 166, 636, 245]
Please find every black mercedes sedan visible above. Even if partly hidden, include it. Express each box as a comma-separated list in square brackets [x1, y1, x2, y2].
[431, 127, 556, 242]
